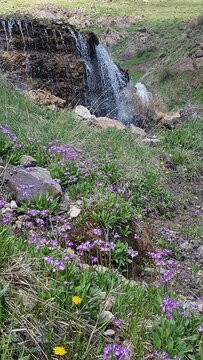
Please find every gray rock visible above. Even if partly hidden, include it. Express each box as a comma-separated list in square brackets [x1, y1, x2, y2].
[198, 245, 203, 255]
[180, 241, 192, 251]
[20, 155, 37, 168]
[68, 204, 81, 218]
[142, 137, 160, 146]
[5, 166, 62, 203]
[2, 207, 13, 215]
[103, 329, 115, 337]
[100, 311, 114, 322]
[10, 200, 18, 210]
[74, 105, 92, 120]
[130, 124, 147, 137]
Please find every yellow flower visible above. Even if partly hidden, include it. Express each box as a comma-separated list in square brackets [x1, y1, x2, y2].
[160, 161, 165, 166]
[53, 346, 67, 356]
[72, 296, 82, 305]
[165, 170, 169, 174]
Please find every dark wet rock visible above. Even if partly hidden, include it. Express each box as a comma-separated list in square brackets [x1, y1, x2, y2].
[5, 166, 62, 203]
[0, 18, 130, 121]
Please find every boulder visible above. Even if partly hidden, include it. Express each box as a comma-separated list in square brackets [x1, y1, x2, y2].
[20, 155, 37, 168]
[156, 111, 180, 128]
[74, 105, 92, 121]
[5, 166, 62, 203]
[91, 117, 126, 130]
[130, 124, 147, 137]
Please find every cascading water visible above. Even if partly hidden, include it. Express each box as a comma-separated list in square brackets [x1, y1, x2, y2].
[0, 18, 134, 122]
[135, 82, 151, 106]
[95, 45, 129, 121]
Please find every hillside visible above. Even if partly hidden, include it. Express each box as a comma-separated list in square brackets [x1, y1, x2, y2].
[0, 1, 203, 360]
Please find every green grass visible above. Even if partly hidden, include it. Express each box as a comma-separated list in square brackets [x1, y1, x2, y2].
[0, 1, 203, 358]
[1, 0, 203, 21]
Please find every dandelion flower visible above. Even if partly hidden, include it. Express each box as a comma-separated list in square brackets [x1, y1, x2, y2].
[72, 296, 82, 305]
[53, 346, 67, 356]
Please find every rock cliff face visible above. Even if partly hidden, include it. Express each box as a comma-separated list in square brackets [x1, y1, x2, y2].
[0, 18, 130, 120]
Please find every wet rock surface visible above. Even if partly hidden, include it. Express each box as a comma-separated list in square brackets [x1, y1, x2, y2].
[0, 17, 129, 120]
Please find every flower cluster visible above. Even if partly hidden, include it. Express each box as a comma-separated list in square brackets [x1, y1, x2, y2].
[147, 250, 182, 286]
[160, 297, 180, 320]
[0, 200, 6, 209]
[103, 343, 131, 360]
[198, 324, 203, 334]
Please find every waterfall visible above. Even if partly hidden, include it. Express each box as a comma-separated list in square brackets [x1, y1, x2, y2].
[16, 20, 26, 50]
[1, 20, 9, 50]
[0, 18, 134, 123]
[135, 82, 151, 106]
[69, 28, 95, 104]
[95, 45, 129, 121]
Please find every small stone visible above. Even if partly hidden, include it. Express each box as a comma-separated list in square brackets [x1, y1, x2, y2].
[79, 263, 90, 271]
[10, 200, 18, 210]
[91, 117, 126, 130]
[180, 241, 192, 251]
[198, 245, 203, 255]
[103, 329, 115, 337]
[100, 311, 114, 322]
[142, 138, 160, 146]
[130, 124, 147, 137]
[2, 207, 13, 215]
[68, 205, 81, 218]
[20, 155, 37, 168]
[94, 265, 109, 273]
[99, 291, 107, 300]
[198, 303, 203, 313]
[74, 105, 92, 120]
[15, 220, 22, 229]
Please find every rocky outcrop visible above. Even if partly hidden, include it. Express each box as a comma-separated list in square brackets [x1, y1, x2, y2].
[23, 90, 66, 110]
[0, 18, 129, 120]
[156, 111, 180, 129]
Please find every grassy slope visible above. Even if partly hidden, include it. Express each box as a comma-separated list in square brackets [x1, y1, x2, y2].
[0, 1, 203, 359]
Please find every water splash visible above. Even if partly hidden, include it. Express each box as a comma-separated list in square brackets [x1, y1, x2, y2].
[135, 82, 151, 106]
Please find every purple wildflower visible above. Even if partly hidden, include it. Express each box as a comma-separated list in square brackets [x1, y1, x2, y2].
[160, 297, 180, 320]
[198, 324, 203, 334]
[103, 343, 131, 360]
[0, 200, 6, 209]
[113, 318, 122, 328]
[128, 247, 138, 259]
